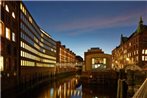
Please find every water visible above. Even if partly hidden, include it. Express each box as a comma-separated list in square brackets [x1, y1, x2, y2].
[19, 75, 117, 98]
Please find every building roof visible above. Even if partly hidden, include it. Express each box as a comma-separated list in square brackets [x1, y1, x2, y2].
[116, 17, 147, 48]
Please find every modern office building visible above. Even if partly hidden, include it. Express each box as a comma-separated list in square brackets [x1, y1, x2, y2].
[56, 41, 76, 73]
[19, 2, 57, 82]
[84, 47, 112, 71]
[112, 17, 147, 70]
[0, 1, 20, 90]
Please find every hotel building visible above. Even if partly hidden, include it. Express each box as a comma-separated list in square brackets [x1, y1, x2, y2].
[84, 47, 112, 71]
[112, 17, 147, 70]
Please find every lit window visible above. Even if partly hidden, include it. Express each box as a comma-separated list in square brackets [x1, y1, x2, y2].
[103, 58, 106, 64]
[0, 21, 4, 37]
[5, 5, 9, 12]
[142, 56, 144, 61]
[12, 32, 15, 42]
[12, 12, 15, 19]
[142, 49, 145, 54]
[20, 3, 22, 10]
[29, 16, 32, 23]
[0, 22, 2, 35]
[0, 56, 4, 71]
[145, 50, 147, 55]
[0, 1, 1, 5]
[6, 27, 10, 40]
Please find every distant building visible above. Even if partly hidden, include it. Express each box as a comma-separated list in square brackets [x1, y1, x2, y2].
[76, 55, 83, 63]
[112, 17, 147, 70]
[56, 41, 76, 73]
[84, 47, 112, 71]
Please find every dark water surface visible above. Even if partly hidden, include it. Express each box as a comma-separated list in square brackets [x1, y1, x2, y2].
[19, 75, 117, 98]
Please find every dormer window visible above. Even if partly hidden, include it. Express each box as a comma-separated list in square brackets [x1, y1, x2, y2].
[5, 5, 9, 12]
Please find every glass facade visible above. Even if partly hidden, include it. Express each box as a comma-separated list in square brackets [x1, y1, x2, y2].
[20, 3, 56, 67]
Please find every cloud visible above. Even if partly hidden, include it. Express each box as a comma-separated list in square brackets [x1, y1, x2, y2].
[53, 9, 147, 36]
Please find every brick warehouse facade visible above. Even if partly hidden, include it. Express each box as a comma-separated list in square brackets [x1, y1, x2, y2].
[0, 1, 20, 91]
[112, 17, 147, 70]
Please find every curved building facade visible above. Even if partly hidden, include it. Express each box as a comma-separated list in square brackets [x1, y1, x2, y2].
[20, 2, 56, 80]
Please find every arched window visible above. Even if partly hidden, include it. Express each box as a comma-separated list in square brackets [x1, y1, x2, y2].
[12, 12, 15, 19]
[5, 5, 9, 12]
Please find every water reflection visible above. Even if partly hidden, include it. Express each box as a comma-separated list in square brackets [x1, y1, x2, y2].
[19, 75, 116, 98]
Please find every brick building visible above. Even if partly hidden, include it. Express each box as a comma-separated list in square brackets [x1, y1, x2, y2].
[112, 17, 147, 70]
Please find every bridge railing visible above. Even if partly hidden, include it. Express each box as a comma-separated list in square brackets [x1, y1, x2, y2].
[132, 78, 147, 98]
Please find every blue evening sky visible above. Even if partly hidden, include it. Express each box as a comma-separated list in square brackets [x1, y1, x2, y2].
[23, 1, 147, 58]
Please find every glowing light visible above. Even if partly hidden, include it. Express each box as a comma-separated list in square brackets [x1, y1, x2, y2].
[5, 5, 9, 12]
[12, 12, 15, 19]
[0, 56, 4, 71]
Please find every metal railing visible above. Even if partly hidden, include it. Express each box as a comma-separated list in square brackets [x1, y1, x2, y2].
[132, 78, 147, 98]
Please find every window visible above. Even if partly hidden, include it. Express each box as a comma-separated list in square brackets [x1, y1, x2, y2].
[145, 49, 147, 55]
[142, 49, 145, 54]
[0, 21, 4, 36]
[20, 3, 22, 10]
[0, 56, 4, 71]
[12, 12, 15, 19]
[6, 27, 11, 40]
[12, 32, 15, 42]
[29, 16, 32, 23]
[142, 56, 144, 61]
[5, 5, 9, 12]
[0, 22, 2, 35]
[145, 56, 147, 61]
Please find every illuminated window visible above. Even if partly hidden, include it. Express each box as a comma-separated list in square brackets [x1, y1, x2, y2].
[103, 58, 106, 64]
[20, 3, 22, 10]
[12, 12, 15, 19]
[0, 56, 4, 71]
[142, 56, 144, 61]
[29, 16, 32, 23]
[0, 1, 1, 5]
[12, 32, 15, 42]
[0, 22, 2, 35]
[0, 21, 4, 37]
[5, 5, 9, 12]
[6, 27, 10, 40]
[145, 50, 147, 54]
[142, 49, 145, 54]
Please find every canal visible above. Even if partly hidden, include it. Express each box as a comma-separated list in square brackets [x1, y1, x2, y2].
[18, 75, 117, 98]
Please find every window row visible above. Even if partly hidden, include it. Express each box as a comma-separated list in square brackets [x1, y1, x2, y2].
[5, 4, 15, 19]
[36, 63, 55, 67]
[142, 49, 147, 55]
[21, 22, 56, 52]
[21, 50, 56, 63]
[142, 56, 147, 61]
[21, 12, 56, 48]
[21, 60, 35, 66]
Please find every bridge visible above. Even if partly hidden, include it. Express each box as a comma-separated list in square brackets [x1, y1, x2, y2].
[133, 78, 147, 98]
